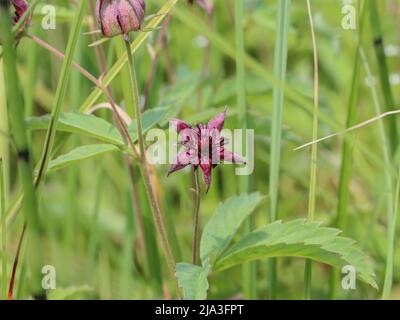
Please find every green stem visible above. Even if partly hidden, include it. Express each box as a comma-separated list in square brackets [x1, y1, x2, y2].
[1, 158, 6, 300]
[384, 159, 400, 299]
[304, 0, 319, 300]
[235, 0, 255, 299]
[359, 46, 394, 299]
[35, 0, 87, 185]
[268, 0, 291, 300]
[1, 8, 41, 294]
[330, 1, 367, 299]
[192, 168, 201, 265]
[124, 38, 181, 299]
[0, 61, 10, 204]
[369, 0, 397, 154]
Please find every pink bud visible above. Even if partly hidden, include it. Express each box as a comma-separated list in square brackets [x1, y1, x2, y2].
[11, 0, 32, 36]
[96, 0, 146, 38]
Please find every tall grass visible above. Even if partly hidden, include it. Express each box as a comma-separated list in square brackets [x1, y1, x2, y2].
[36, 0, 87, 183]
[369, 0, 397, 153]
[0, 8, 41, 294]
[0, 0, 398, 300]
[330, 1, 367, 299]
[304, 0, 319, 299]
[1, 157, 6, 300]
[359, 47, 394, 300]
[368, 1, 398, 298]
[235, 0, 255, 299]
[124, 39, 181, 298]
[268, 0, 291, 300]
[0, 61, 9, 204]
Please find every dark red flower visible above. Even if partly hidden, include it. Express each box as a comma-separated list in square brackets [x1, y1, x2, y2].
[96, 0, 146, 38]
[168, 110, 245, 192]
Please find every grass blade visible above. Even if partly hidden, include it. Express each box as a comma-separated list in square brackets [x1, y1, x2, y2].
[369, 0, 397, 153]
[268, 0, 291, 300]
[0, 158, 6, 300]
[234, 0, 255, 300]
[304, 0, 320, 299]
[36, 0, 87, 184]
[329, 1, 367, 299]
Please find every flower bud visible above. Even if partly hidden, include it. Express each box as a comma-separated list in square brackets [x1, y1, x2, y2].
[0, 0, 32, 44]
[96, 0, 146, 38]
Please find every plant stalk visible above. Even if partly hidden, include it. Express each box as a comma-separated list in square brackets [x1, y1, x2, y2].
[268, 0, 291, 300]
[304, 0, 319, 300]
[235, 0, 256, 300]
[359, 46, 394, 299]
[0, 158, 6, 300]
[192, 168, 201, 265]
[330, 1, 367, 299]
[124, 38, 181, 299]
[369, 0, 397, 154]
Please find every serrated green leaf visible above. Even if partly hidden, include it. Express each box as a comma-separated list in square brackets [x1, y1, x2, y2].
[175, 262, 210, 300]
[200, 193, 263, 264]
[26, 112, 124, 145]
[214, 219, 377, 289]
[128, 107, 168, 141]
[47, 144, 119, 173]
[26, 108, 168, 146]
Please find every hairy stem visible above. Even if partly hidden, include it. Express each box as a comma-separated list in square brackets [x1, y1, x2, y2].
[192, 168, 201, 265]
[124, 38, 181, 299]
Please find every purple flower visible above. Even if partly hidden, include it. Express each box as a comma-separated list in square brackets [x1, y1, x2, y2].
[96, 0, 146, 38]
[168, 109, 245, 192]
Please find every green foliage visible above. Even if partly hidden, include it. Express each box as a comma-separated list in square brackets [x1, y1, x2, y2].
[183, 194, 377, 299]
[1, 0, 395, 300]
[27, 107, 168, 146]
[47, 144, 119, 173]
[175, 262, 210, 300]
[27, 113, 124, 145]
[214, 219, 377, 289]
[200, 193, 264, 264]
[46, 286, 95, 300]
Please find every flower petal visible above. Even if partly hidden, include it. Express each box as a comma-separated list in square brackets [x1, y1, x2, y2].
[207, 108, 227, 132]
[170, 118, 192, 133]
[168, 149, 195, 176]
[200, 162, 212, 192]
[221, 149, 245, 164]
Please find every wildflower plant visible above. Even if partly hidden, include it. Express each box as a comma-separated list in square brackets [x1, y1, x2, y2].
[2, 0, 396, 302]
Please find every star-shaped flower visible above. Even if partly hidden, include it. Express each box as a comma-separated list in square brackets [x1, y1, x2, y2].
[168, 109, 245, 192]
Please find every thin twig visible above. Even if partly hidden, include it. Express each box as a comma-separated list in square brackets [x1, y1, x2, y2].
[124, 38, 182, 299]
